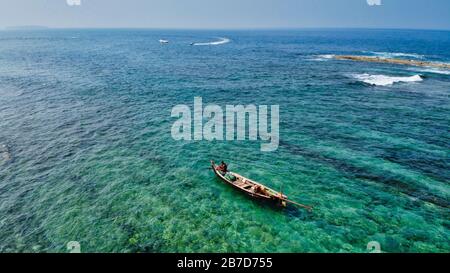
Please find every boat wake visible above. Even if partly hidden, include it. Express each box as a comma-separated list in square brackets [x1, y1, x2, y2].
[192, 37, 230, 46]
[352, 73, 423, 86]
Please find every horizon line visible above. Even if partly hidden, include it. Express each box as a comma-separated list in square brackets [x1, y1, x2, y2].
[2, 26, 450, 32]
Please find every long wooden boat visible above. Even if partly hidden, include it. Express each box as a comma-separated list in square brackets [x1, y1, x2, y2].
[211, 160, 312, 210]
[211, 161, 287, 206]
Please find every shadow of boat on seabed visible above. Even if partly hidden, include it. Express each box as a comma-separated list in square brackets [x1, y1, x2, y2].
[278, 140, 450, 209]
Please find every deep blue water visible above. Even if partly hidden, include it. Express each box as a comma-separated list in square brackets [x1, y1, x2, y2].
[0, 29, 449, 252]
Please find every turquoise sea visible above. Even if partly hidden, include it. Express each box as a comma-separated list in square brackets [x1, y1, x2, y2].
[0, 29, 449, 253]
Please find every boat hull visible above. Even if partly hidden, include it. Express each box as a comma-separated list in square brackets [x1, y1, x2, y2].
[211, 161, 287, 207]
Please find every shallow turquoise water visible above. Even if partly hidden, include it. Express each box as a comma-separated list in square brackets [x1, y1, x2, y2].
[0, 29, 449, 252]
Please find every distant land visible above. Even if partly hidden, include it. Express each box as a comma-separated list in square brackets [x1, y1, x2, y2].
[4, 25, 49, 30]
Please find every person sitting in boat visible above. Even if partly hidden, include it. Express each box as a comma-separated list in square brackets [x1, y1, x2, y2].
[216, 161, 228, 174]
[253, 185, 267, 195]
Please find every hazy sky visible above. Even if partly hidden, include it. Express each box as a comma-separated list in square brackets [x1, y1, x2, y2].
[0, 0, 449, 30]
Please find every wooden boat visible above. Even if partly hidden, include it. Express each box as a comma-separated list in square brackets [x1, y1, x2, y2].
[211, 160, 312, 210]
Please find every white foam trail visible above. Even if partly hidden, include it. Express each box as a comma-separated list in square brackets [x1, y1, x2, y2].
[192, 37, 230, 46]
[366, 51, 424, 59]
[353, 73, 423, 86]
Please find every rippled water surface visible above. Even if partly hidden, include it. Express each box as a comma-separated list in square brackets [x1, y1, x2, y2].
[0, 29, 449, 252]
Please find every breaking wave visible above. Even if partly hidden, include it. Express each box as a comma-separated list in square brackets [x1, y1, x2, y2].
[192, 37, 230, 46]
[310, 54, 335, 61]
[409, 67, 450, 75]
[352, 73, 423, 86]
[365, 51, 424, 59]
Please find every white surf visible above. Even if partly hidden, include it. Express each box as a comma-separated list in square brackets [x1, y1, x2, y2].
[353, 73, 423, 86]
